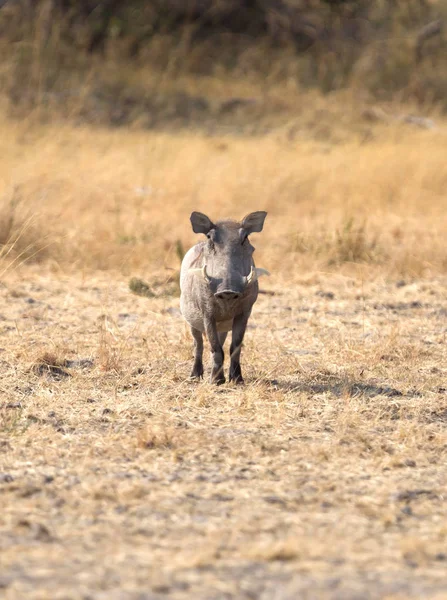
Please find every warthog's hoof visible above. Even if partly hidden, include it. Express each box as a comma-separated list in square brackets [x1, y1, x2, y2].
[211, 371, 225, 385]
[229, 364, 244, 384]
[189, 373, 203, 381]
[190, 361, 204, 380]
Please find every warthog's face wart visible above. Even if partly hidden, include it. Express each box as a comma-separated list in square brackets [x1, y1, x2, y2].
[189, 211, 267, 300]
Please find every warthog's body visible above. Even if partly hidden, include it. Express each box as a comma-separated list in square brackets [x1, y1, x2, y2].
[180, 211, 268, 384]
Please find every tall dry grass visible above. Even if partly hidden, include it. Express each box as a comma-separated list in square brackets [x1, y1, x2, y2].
[0, 111, 446, 281]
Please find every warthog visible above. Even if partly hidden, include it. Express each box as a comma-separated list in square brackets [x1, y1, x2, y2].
[180, 211, 268, 384]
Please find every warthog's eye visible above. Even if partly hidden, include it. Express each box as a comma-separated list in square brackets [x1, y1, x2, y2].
[206, 232, 215, 251]
[206, 229, 217, 251]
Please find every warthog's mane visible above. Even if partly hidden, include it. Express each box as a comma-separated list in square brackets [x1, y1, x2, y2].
[215, 219, 241, 229]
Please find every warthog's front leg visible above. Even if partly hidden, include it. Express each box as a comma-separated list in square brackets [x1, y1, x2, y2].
[204, 317, 225, 385]
[229, 312, 250, 384]
[190, 327, 204, 379]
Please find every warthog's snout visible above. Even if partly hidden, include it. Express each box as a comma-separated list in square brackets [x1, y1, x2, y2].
[214, 290, 242, 301]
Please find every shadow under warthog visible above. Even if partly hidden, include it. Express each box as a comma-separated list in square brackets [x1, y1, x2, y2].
[267, 375, 411, 399]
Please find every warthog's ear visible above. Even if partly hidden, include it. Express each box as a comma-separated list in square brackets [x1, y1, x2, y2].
[241, 211, 267, 235]
[190, 212, 215, 235]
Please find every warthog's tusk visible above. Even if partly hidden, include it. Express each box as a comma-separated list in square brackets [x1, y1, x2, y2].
[246, 266, 270, 285]
[189, 264, 210, 282]
[256, 268, 270, 278]
[246, 266, 256, 285]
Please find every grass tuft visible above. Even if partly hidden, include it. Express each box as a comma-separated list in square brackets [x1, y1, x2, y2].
[328, 218, 383, 266]
[0, 189, 52, 270]
[32, 351, 70, 379]
[129, 277, 156, 298]
[137, 424, 176, 450]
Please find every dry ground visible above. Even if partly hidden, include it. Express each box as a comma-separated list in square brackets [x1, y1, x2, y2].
[0, 114, 447, 599]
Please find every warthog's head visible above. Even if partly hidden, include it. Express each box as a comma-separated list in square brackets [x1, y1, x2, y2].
[189, 211, 268, 300]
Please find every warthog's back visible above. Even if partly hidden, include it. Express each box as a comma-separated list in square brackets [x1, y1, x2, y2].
[180, 244, 206, 331]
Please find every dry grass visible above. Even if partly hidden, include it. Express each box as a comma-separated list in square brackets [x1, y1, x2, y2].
[1, 111, 447, 598]
[0, 110, 446, 279]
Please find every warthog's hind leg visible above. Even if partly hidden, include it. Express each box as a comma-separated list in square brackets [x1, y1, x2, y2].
[229, 313, 250, 384]
[190, 327, 204, 379]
